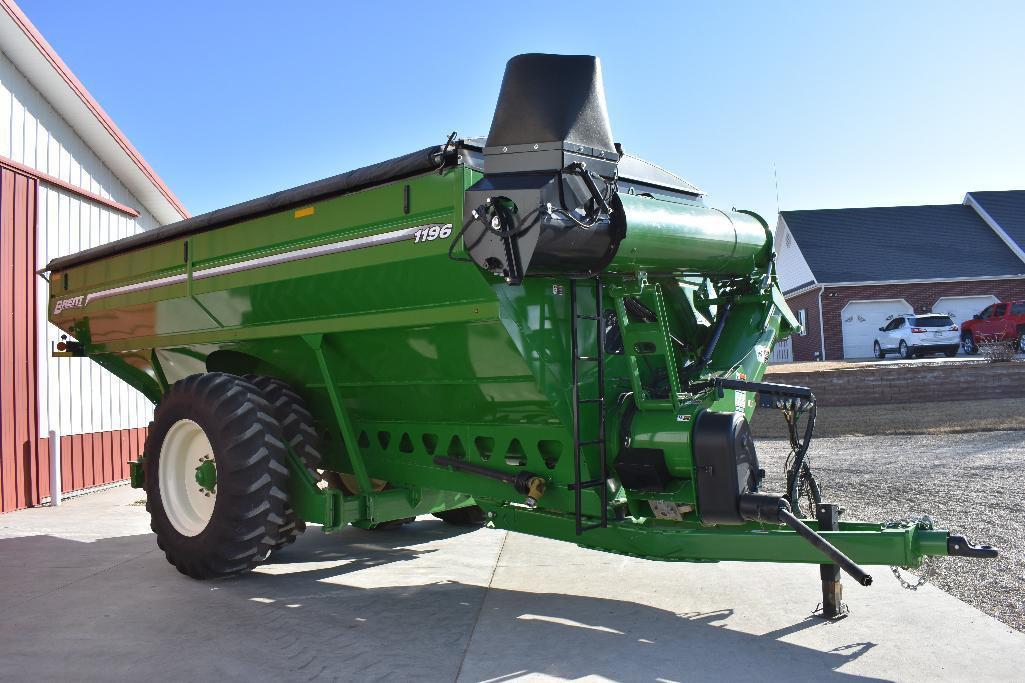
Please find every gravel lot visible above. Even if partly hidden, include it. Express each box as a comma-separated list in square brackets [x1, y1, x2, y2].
[756, 430, 1025, 632]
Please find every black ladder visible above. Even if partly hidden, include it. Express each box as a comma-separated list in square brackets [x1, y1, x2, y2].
[569, 278, 609, 535]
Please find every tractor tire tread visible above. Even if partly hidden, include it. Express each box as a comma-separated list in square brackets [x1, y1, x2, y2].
[144, 372, 289, 579]
[244, 375, 325, 551]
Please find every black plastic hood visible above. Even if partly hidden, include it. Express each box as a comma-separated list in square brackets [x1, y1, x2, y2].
[486, 54, 615, 153]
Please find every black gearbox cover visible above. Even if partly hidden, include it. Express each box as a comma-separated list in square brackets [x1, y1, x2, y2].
[614, 447, 671, 492]
[692, 411, 761, 525]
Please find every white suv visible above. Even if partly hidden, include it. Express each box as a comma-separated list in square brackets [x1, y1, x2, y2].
[873, 314, 960, 359]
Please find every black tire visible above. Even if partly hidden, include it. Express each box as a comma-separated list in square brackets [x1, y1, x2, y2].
[433, 505, 487, 526]
[962, 333, 978, 355]
[1017, 333, 1025, 355]
[873, 341, 886, 359]
[944, 346, 958, 357]
[898, 340, 913, 359]
[244, 375, 325, 549]
[144, 373, 289, 579]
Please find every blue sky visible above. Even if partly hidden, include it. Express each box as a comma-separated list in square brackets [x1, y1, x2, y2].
[19, 1, 1025, 222]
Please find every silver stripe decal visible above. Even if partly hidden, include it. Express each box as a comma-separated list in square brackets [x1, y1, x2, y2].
[78, 225, 434, 305]
[85, 273, 188, 304]
[192, 226, 419, 281]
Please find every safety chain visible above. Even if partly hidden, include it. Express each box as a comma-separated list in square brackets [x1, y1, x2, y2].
[885, 515, 937, 591]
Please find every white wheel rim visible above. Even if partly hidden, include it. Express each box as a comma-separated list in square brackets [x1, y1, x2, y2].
[159, 419, 217, 536]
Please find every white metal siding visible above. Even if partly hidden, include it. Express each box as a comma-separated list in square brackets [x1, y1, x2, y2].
[774, 217, 816, 293]
[0, 50, 157, 439]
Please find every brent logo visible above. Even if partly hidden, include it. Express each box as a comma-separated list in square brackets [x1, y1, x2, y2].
[53, 295, 86, 315]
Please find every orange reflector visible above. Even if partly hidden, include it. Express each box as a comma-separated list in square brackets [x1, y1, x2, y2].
[294, 206, 315, 219]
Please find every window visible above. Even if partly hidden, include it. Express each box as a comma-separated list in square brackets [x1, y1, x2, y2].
[911, 315, 953, 328]
[798, 309, 807, 335]
[980, 305, 995, 320]
[994, 304, 1007, 317]
[1012, 302, 1025, 316]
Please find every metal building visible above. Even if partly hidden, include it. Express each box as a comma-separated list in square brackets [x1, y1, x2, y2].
[0, 0, 186, 511]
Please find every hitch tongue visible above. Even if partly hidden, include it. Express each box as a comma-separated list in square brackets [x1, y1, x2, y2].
[947, 535, 999, 559]
[740, 493, 874, 587]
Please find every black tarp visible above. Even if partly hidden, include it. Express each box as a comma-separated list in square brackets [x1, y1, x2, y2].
[47, 144, 450, 271]
[47, 138, 703, 271]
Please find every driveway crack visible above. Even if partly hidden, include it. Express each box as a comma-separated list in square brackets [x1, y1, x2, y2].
[454, 530, 508, 681]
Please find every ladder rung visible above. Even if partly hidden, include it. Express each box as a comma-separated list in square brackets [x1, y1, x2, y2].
[568, 479, 605, 490]
[570, 278, 608, 538]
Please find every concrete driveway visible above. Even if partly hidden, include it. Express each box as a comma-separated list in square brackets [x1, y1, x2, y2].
[1, 486, 1022, 682]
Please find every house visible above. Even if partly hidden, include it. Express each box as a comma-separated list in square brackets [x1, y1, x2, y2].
[776, 191, 1025, 361]
[0, 0, 187, 512]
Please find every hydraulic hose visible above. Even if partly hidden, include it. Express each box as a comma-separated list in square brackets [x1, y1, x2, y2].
[785, 402, 819, 513]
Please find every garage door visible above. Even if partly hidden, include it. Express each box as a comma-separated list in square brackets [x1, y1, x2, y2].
[841, 299, 913, 359]
[933, 295, 1000, 326]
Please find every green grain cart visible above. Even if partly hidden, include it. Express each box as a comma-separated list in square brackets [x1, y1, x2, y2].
[46, 54, 995, 611]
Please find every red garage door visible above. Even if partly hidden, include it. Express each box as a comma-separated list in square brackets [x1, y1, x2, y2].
[0, 168, 40, 512]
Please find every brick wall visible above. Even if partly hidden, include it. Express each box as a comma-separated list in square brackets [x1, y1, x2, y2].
[782, 288, 823, 362]
[784, 278, 1025, 361]
[766, 361, 1025, 406]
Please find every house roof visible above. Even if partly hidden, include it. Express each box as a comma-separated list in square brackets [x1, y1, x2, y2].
[0, 0, 188, 224]
[781, 204, 1025, 284]
[967, 190, 1025, 253]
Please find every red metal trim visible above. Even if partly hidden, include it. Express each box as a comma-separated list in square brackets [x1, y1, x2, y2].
[0, 168, 40, 511]
[0, 154, 140, 217]
[0, 0, 189, 221]
[1, 169, 15, 511]
[38, 427, 147, 499]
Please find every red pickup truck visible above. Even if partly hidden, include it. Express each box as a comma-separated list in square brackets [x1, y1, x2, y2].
[960, 300, 1025, 354]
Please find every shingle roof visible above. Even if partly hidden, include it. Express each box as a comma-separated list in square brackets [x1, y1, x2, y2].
[781, 204, 1025, 283]
[968, 190, 1025, 252]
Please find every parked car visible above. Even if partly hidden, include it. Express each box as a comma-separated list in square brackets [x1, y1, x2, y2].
[960, 300, 1025, 354]
[873, 313, 960, 359]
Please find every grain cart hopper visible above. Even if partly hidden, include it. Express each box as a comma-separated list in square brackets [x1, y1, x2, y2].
[46, 54, 996, 611]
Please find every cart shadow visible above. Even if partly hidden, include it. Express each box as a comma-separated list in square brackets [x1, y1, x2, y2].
[0, 523, 882, 681]
[226, 522, 882, 681]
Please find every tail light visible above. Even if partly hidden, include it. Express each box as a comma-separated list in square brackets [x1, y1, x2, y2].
[911, 327, 926, 333]
[951, 325, 959, 331]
